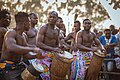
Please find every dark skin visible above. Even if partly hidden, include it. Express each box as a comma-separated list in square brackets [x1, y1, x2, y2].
[0, 13, 11, 50]
[64, 22, 81, 51]
[1, 15, 42, 62]
[36, 12, 61, 52]
[26, 13, 38, 45]
[76, 19, 104, 52]
[104, 30, 117, 50]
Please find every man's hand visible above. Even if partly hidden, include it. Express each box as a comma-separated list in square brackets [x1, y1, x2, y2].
[91, 47, 99, 52]
[53, 47, 62, 53]
[34, 48, 45, 59]
[33, 47, 41, 53]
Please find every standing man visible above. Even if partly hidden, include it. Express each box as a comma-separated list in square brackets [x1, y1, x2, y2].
[56, 17, 66, 37]
[99, 29, 117, 58]
[99, 29, 117, 80]
[25, 13, 38, 45]
[71, 19, 105, 80]
[0, 12, 42, 80]
[0, 9, 11, 57]
[36, 11, 61, 80]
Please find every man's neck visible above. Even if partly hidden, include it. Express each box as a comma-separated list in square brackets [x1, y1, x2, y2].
[84, 30, 90, 34]
[106, 36, 111, 39]
[0, 24, 7, 28]
[48, 24, 55, 29]
[31, 24, 35, 28]
[16, 24, 24, 35]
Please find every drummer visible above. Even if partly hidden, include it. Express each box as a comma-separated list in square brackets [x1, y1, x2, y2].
[70, 19, 105, 80]
[64, 20, 81, 53]
[0, 12, 42, 80]
[36, 11, 61, 80]
[0, 9, 11, 57]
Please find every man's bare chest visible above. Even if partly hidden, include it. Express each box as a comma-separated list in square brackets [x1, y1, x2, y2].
[46, 29, 59, 39]
[82, 34, 94, 42]
[16, 34, 26, 46]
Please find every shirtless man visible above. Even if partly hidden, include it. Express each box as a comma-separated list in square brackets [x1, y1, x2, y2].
[56, 17, 66, 37]
[70, 19, 105, 80]
[65, 20, 81, 52]
[0, 9, 11, 57]
[36, 11, 61, 80]
[25, 13, 38, 45]
[0, 12, 42, 80]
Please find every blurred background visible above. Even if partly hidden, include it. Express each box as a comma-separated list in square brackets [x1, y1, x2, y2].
[0, 0, 120, 34]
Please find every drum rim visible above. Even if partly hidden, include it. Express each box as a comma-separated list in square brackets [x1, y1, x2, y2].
[53, 52, 73, 64]
[94, 52, 106, 58]
[32, 60, 44, 72]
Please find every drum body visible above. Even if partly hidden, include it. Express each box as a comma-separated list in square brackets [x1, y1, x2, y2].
[50, 51, 73, 80]
[85, 51, 106, 80]
[21, 60, 44, 80]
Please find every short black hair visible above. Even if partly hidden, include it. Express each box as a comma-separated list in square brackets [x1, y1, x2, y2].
[58, 17, 62, 20]
[109, 25, 115, 28]
[15, 12, 29, 23]
[0, 9, 10, 20]
[74, 20, 81, 26]
[49, 11, 58, 17]
[29, 13, 37, 18]
[83, 19, 90, 23]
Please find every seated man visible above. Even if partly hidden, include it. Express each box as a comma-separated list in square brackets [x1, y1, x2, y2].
[99, 29, 117, 80]
[0, 12, 42, 80]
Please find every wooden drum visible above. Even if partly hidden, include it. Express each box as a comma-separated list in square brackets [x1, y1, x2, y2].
[50, 51, 73, 80]
[21, 59, 44, 80]
[85, 50, 106, 80]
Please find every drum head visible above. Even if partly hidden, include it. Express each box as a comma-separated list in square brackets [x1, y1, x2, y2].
[32, 60, 44, 72]
[94, 51, 106, 58]
[59, 51, 73, 59]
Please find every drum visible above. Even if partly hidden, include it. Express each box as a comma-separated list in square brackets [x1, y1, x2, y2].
[50, 51, 73, 80]
[21, 59, 44, 80]
[85, 50, 106, 80]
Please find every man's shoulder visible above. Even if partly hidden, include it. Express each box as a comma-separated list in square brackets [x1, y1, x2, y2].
[99, 35, 105, 39]
[6, 29, 16, 36]
[0, 27, 7, 32]
[77, 30, 82, 34]
[41, 24, 48, 28]
[39, 24, 48, 31]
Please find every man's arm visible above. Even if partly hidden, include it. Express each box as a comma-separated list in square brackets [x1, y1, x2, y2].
[109, 36, 118, 47]
[22, 33, 36, 47]
[76, 32, 93, 51]
[5, 30, 38, 54]
[36, 26, 54, 51]
[64, 32, 73, 42]
[94, 34, 105, 50]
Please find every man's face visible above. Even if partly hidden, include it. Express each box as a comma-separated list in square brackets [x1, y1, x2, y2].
[110, 26, 115, 31]
[56, 18, 63, 29]
[83, 20, 91, 31]
[2, 14, 11, 27]
[48, 12, 58, 25]
[24, 17, 31, 31]
[30, 14, 38, 25]
[74, 23, 80, 32]
[105, 30, 111, 38]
